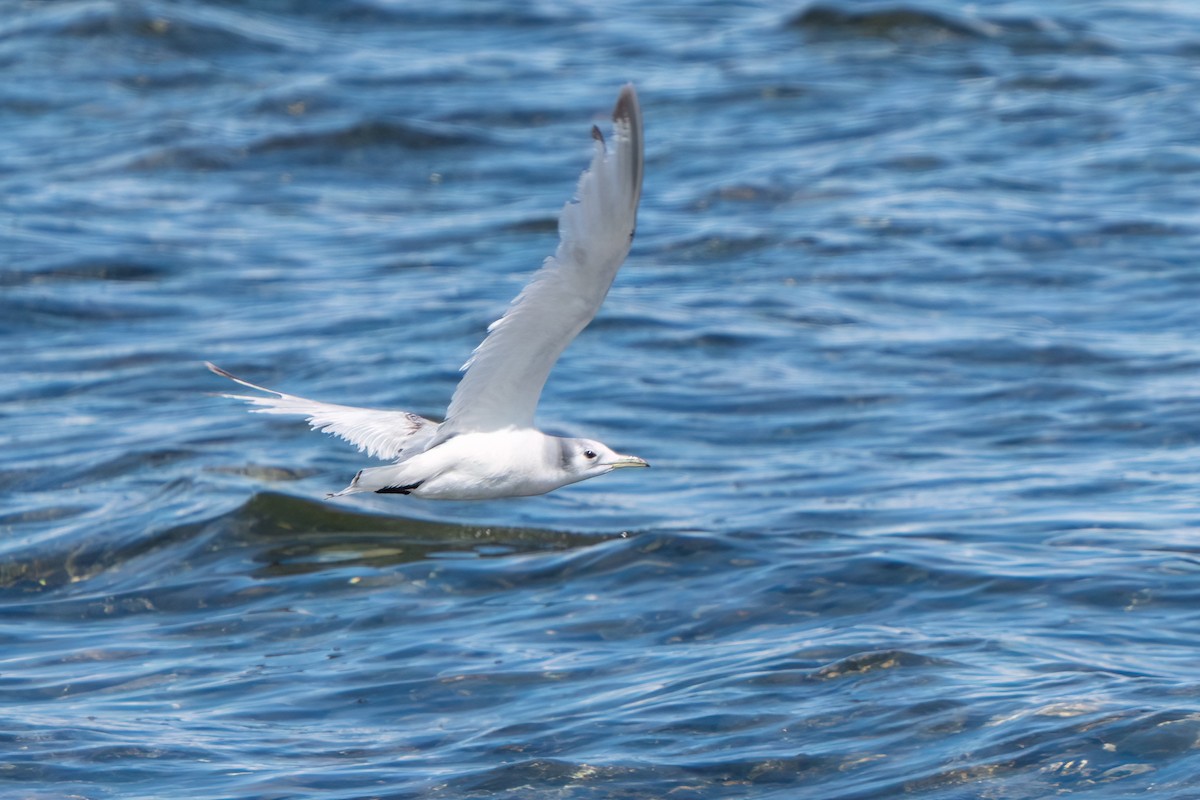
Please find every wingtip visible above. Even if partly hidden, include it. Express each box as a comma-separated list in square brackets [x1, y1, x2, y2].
[613, 83, 639, 125]
[205, 360, 233, 379]
[205, 361, 287, 399]
[610, 83, 643, 219]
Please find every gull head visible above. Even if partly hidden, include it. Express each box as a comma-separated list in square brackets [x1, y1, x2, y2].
[560, 437, 649, 481]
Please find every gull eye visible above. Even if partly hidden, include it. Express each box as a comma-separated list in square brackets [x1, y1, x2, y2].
[584, 449, 597, 459]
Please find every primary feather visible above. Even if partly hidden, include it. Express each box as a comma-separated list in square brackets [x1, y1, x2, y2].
[437, 84, 644, 438]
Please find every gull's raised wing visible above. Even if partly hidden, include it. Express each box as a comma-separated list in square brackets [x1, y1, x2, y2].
[206, 362, 436, 461]
[438, 84, 644, 437]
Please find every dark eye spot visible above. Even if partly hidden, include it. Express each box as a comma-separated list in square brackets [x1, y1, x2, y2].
[584, 450, 597, 459]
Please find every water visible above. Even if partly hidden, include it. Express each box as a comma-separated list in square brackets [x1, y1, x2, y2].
[4, 0, 1200, 796]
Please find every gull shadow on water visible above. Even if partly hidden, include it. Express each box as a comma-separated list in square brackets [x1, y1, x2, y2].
[224, 491, 608, 579]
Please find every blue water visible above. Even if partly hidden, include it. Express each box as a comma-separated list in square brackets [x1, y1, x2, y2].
[4, 0, 1200, 796]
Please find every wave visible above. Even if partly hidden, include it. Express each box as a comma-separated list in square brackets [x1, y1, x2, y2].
[126, 117, 482, 172]
[788, 4, 1115, 54]
[10, 2, 300, 56]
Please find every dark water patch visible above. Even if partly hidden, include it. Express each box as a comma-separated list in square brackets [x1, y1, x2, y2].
[883, 152, 947, 172]
[126, 117, 483, 172]
[203, 0, 574, 29]
[788, 5, 991, 42]
[247, 86, 351, 121]
[190, 0, 404, 25]
[0, 259, 167, 288]
[767, 307, 861, 327]
[1107, 711, 1200, 760]
[651, 710, 791, 736]
[249, 118, 484, 158]
[440, 754, 838, 797]
[994, 103, 1112, 127]
[444, 758, 647, 796]
[1015, 477, 1157, 501]
[504, 214, 559, 236]
[35, 2, 300, 56]
[965, 379, 1108, 406]
[115, 62, 225, 92]
[0, 87, 55, 115]
[680, 753, 836, 787]
[124, 143, 247, 172]
[926, 340, 1117, 369]
[1097, 220, 1191, 238]
[942, 226, 1108, 260]
[1, 294, 181, 329]
[1000, 71, 1103, 92]
[660, 232, 778, 262]
[694, 183, 805, 210]
[807, 649, 955, 683]
[755, 83, 812, 101]
[1104, 353, 1200, 379]
[1086, 147, 1200, 176]
[812, 553, 993, 596]
[434, 103, 583, 130]
[0, 537, 92, 593]
[790, 5, 1117, 56]
[642, 330, 768, 353]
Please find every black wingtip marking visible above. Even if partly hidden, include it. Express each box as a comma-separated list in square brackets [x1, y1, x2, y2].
[591, 124, 604, 144]
[376, 480, 424, 495]
[610, 84, 643, 214]
[613, 84, 638, 126]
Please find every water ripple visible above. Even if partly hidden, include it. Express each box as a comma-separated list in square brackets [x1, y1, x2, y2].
[4, 0, 1200, 797]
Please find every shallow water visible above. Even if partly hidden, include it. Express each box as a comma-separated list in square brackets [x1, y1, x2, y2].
[4, 0, 1200, 797]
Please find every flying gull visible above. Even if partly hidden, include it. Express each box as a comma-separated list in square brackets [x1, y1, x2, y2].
[208, 84, 648, 500]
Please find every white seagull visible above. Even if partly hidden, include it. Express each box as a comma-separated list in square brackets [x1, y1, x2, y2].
[208, 84, 647, 500]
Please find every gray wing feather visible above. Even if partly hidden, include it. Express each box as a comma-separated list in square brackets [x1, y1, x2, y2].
[437, 84, 644, 437]
[207, 362, 436, 461]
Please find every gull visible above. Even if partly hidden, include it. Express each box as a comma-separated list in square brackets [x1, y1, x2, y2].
[208, 84, 648, 500]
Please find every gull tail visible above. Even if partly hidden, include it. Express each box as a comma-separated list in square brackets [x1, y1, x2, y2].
[205, 361, 438, 462]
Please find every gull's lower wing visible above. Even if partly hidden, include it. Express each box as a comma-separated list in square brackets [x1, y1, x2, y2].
[206, 362, 436, 461]
[437, 84, 644, 438]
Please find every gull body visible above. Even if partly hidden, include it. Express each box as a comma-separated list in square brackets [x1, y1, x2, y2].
[352, 429, 645, 501]
[208, 85, 648, 500]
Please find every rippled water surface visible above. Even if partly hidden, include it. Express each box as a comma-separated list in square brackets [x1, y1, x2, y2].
[5, 1, 1200, 797]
